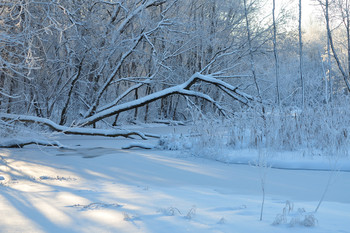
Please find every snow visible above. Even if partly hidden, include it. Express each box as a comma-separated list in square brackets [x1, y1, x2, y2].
[0, 125, 350, 233]
[208, 149, 350, 172]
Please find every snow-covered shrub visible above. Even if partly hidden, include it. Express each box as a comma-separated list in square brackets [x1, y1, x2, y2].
[207, 105, 349, 156]
[0, 120, 18, 138]
[0, 119, 64, 148]
[158, 134, 192, 150]
[0, 120, 51, 140]
[273, 201, 317, 227]
[185, 205, 196, 220]
[123, 212, 132, 221]
[259, 105, 350, 156]
[158, 121, 229, 159]
[217, 217, 227, 224]
[188, 122, 228, 160]
[157, 207, 182, 216]
[160, 101, 350, 160]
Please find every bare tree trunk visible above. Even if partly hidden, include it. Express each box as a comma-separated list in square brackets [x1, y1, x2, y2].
[0, 73, 4, 108]
[327, 29, 332, 103]
[144, 86, 151, 122]
[299, 0, 305, 108]
[112, 114, 120, 126]
[272, 0, 281, 107]
[1, 76, 11, 112]
[172, 95, 180, 120]
[6, 79, 14, 114]
[59, 60, 83, 125]
[345, 0, 350, 87]
[243, 0, 261, 98]
[323, 0, 350, 91]
[134, 88, 139, 121]
[84, 35, 144, 118]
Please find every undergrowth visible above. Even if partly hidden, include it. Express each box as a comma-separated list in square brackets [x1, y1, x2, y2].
[273, 201, 317, 227]
[230, 106, 350, 156]
[159, 105, 350, 159]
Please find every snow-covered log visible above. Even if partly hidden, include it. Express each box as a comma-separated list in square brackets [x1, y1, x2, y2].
[153, 119, 185, 126]
[0, 138, 67, 148]
[122, 143, 154, 150]
[0, 114, 153, 140]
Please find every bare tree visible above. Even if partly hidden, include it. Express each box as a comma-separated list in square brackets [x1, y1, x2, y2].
[273, 0, 281, 107]
[318, 0, 350, 92]
[299, 0, 305, 108]
[338, 0, 350, 89]
[0, 0, 40, 113]
[244, 0, 261, 99]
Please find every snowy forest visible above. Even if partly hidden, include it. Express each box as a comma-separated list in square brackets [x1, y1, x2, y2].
[1, 0, 350, 129]
[0, 0, 350, 232]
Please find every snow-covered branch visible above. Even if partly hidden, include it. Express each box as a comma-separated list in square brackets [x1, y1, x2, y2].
[79, 73, 252, 126]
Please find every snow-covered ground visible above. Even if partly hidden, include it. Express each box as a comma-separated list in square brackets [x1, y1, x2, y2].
[0, 125, 349, 233]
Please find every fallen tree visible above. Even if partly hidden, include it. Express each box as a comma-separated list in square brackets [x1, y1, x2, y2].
[79, 73, 255, 126]
[0, 114, 156, 140]
[0, 138, 67, 149]
[0, 73, 255, 144]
